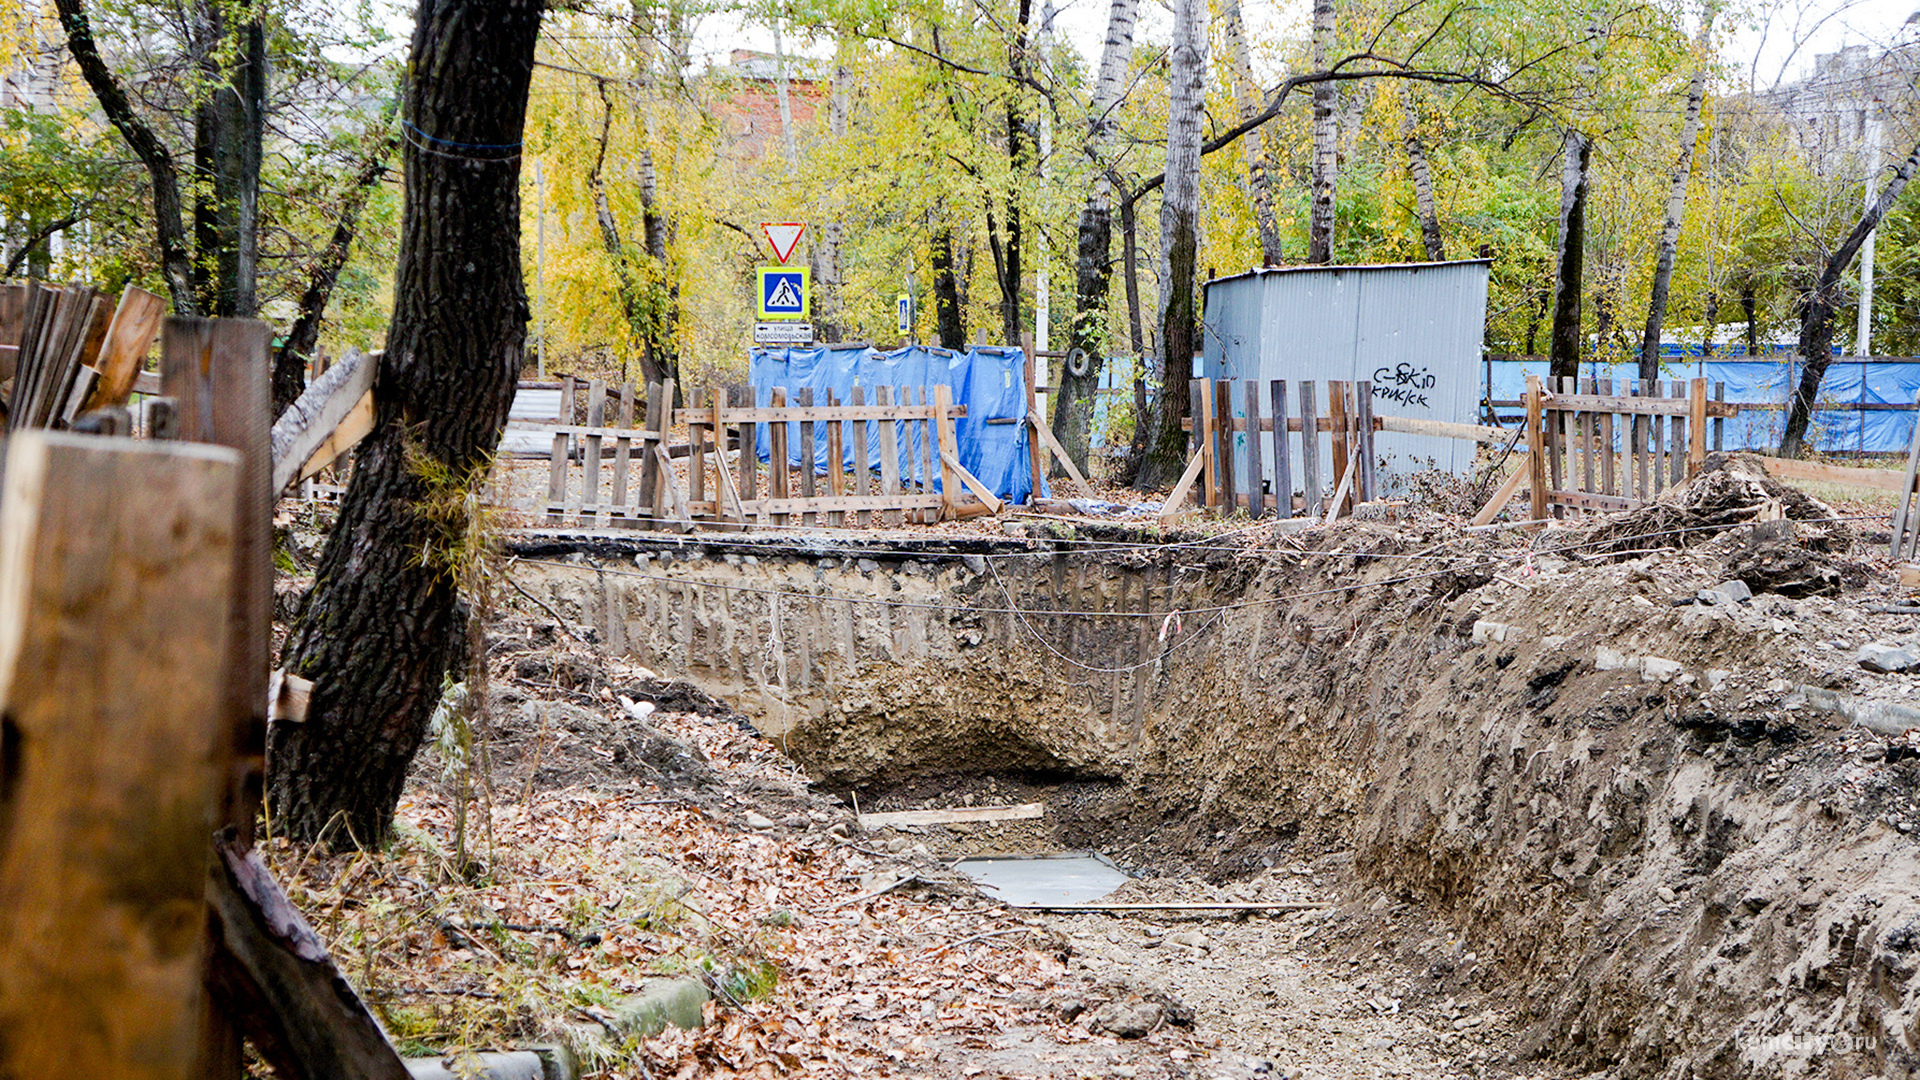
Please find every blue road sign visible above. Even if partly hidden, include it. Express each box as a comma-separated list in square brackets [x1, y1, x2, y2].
[758, 267, 809, 320]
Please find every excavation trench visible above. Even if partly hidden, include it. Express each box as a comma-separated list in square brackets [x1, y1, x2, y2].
[508, 511, 1920, 1079]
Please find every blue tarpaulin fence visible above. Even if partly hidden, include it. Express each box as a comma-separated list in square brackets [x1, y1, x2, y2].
[1486, 356, 1920, 455]
[748, 344, 1047, 504]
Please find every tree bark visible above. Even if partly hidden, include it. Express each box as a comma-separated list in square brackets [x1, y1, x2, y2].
[1636, 7, 1716, 380]
[997, 0, 1034, 346]
[273, 113, 400, 416]
[1401, 87, 1444, 261]
[1050, 0, 1139, 474]
[1548, 129, 1590, 383]
[1781, 135, 1920, 456]
[814, 55, 850, 344]
[1306, 0, 1338, 264]
[932, 229, 965, 348]
[1223, 0, 1283, 266]
[1137, 0, 1206, 488]
[268, 0, 541, 846]
[51, 0, 199, 314]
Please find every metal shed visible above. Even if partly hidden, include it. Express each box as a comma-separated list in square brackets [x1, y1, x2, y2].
[1201, 259, 1491, 493]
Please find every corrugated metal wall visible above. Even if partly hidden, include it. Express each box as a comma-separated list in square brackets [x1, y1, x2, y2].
[1202, 260, 1490, 498]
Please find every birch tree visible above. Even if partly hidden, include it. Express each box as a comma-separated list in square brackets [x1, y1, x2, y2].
[1137, 0, 1206, 486]
[1635, 4, 1718, 380]
[1307, 0, 1338, 262]
[1223, 0, 1284, 265]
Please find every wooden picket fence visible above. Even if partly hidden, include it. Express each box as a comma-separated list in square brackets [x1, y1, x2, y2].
[1168, 377, 1384, 521]
[1508, 374, 1738, 520]
[540, 375, 996, 531]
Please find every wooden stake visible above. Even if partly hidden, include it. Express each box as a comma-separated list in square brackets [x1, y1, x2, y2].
[0, 432, 239, 1080]
[1524, 375, 1549, 522]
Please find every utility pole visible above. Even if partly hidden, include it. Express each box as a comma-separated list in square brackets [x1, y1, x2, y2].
[1857, 106, 1881, 358]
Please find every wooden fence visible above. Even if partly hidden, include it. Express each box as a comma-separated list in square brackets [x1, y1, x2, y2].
[1168, 377, 1384, 521]
[1515, 374, 1736, 519]
[539, 375, 998, 531]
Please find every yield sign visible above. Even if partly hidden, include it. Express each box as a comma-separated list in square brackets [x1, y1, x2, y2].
[761, 221, 807, 264]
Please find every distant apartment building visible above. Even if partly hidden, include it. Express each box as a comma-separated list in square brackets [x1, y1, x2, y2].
[1761, 40, 1918, 175]
[704, 49, 826, 162]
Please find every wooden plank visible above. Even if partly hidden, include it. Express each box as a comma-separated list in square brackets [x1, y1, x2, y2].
[711, 390, 748, 525]
[769, 386, 791, 527]
[1298, 381, 1322, 518]
[84, 286, 166, 410]
[1214, 378, 1236, 513]
[1894, 390, 1920, 559]
[1545, 377, 1564, 512]
[1269, 380, 1292, 520]
[919, 387, 939, 524]
[1670, 380, 1688, 487]
[614, 382, 636, 521]
[1541, 391, 1736, 417]
[1525, 375, 1548, 522]
[1023, 333, 1045, 503]
[547, 375, 573, 525]
[582, 379, 605, 524]
[1354, 380, 1377, 503]
[1326, 380, 1349, 516]
[295, 390, 373, 484]
[857, 803, 1044, 829]
[1688, 376, 1709, 477]
[798, 388, 817, 527]
[1760, 455, 1918, 493]
[1652, 381, 1668, 494]
[1028, 411, 1090, 491]
[852, 385, 872, 527]
[1547, 488, 1637, 512]
[1470, 455, 1532, 527]
[876, 386, 900, 526]
[161, 317, 272, 842]
[1578, 377, 1596, 494]
[0, 432, 239, 1080]
[826, 389, 846, 527]
[739, 494, 947, 515]
[931, 384, 956, 520]
[941, 448, 1004, 514]
[1632, 381, 1650, 502]
[1324, 452, 1357, 525]
[1193, 378, 1216, 509]
[1243, 380, 1266, 519]
[1598, 377, 1617, 497]
[650, 379, 676, 527]
[1713, 381, 1725, 453]
[1156, 450, 1209, 522]
[267, 347, 373, 496]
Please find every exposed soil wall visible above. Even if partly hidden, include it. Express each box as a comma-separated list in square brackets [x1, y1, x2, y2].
[509, 488, 1920, 1079]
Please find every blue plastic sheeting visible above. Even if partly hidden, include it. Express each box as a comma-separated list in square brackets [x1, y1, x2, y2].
[747, 344, 1047, 503]
[1485, 357, 1920, 454]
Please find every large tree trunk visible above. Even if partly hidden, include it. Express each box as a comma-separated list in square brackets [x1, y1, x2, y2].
[1637, 8, 1716, 381]
[932, 229, 965, 348]
[268, 0, 541, 846]
[1782, 135, 1920, 456]
[814, 55, 850, 344]
[1050, 0, 1139, 474]
[1306, 0, 1337, 264]
[273, 115, 400, 416]
[188, 1, 265, 317]
[52, 0, 199, 314]
[1222, 0, 1283, 266]
[1136, 0, 1205, 488]
[1548, 129, 1590, 383]
[997, 0, 1033, 346]
[1401, 86, 1444, 261]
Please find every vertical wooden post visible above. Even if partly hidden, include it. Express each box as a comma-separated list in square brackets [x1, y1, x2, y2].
[1633, 380, 1651, 501]
[1651, 381, 1668, 494]
[1598, 378, 1617, 497]
[1298, 381, 1321, 518]
[613, 382, 636, 524]
[712, 387, 736, 524]
[1354, 380, 1377, 504]
[1578, 377, 1596, 495]
[651, 378, 675, 527]
[826, 390, 846, 527]
[1713, 381, 1725, 452]
[547, 374, 573, 525]
[1193, 377, 1216, 510]
[1269, 380, 1292, 519]
[1243, 380, 1266, 518]
[877, 386, 901, 526]
[1688, 376, 1709, 478]
[0, 432, 241, 1080]
[1545, 377, 1564, 513]
[769, 386, 790, 527]
[933, 383, 959, 519]
[850, 385, 871, 527]
[146, 397, 179, 441]
[1213, 378, 1236, 514]
[1326, 380, 1349, 516]
[918, 386, 938, 524]
[685, 386, 704, 521]
[1525, 374, 1549, 522]
[583, 379, 605, 527]
[798, 388, 817, 527]
[737, 384, 758, 523]
[639, 381, 664, 530]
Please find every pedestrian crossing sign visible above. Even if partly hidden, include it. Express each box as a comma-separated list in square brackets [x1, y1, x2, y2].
[758, 267, 809, 320]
